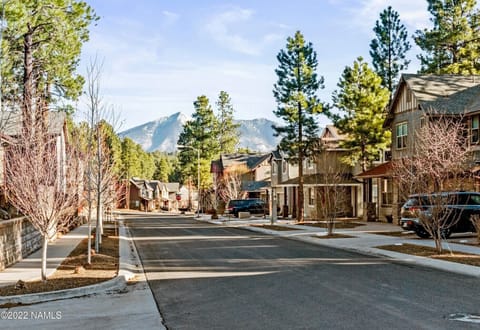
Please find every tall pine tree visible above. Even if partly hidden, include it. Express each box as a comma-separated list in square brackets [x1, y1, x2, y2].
[177, 95, 220, 189]
[216, 91, 240, 154]
[369, 6, 411, 96]
[331, 57, 390, 171]
[415, 0, 480, 74]
[272, 31, 324, 222]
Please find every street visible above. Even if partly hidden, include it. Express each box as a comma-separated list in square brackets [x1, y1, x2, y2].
[126, 214, 480, 330]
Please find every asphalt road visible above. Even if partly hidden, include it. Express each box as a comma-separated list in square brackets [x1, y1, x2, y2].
[126, 214, 480, 330]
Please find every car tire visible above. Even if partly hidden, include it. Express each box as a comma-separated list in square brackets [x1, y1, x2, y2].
[415, 228, 430, 238]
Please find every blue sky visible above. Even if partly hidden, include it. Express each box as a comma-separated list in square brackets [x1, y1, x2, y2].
[79, 0, 432, 130]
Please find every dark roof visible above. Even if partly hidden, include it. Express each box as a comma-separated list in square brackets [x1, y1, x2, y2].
[396, 74, 480, 115]
[217, 153, 270, 171]
[278, 173, 361, 186]
[0, 111, 66, 136]
[241, 180, 270, 192]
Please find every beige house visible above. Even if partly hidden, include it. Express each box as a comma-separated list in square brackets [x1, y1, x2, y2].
[271, 126, 363, 220]
[363, 74, 480, 223]
[0, 111, 68, 216]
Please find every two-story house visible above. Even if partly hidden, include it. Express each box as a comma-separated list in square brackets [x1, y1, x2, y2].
[271, 126, 363, 220]
[381, 74, 480, 222]
[0, 111, 69, 215]
[211, 153, 271, 211]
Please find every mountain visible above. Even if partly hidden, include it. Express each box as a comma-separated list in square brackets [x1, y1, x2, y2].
[119, 112, 280, 153]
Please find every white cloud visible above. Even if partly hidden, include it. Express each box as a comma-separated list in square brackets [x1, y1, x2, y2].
[205, 8, 261, 55]
[162, 10, 180, 25]
[347, 0, 430, 32]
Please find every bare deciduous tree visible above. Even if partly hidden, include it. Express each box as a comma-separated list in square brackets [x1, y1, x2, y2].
[314, 150, 350, 236]
[84, 57, 121, 261]
[217, 164, 248, 205]
[5, 115, 81, 281]
[393, 115, 470, 253]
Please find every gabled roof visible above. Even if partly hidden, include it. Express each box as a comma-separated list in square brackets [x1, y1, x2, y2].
[0, 111, 66, 136]
[389, 74, 480, 118]
[165, 182, 180, 193]
[320, 125, 346, 142]
[216, 153, 271, 172]
[355, 161, 393, 179]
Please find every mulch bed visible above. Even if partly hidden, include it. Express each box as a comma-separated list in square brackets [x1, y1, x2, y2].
[297, 221, 365, 229]
[371, 231, 417, 237]
[0, 227, 119, 297]
[377, 243, 480, 267]
[314, 233, 354, 239]
[252, 225, 300, 231]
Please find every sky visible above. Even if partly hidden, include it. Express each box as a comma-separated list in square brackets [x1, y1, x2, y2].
[78, 0, 433, 131]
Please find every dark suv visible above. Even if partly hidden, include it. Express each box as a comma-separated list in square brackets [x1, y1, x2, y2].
[399, 191, 480, 238]
[225, 199, 267, 217]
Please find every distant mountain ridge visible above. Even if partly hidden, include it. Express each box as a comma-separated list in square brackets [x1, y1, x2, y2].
[119, 112, 280, 153]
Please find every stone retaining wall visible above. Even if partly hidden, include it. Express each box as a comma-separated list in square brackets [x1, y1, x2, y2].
[0, 218, 42, 271]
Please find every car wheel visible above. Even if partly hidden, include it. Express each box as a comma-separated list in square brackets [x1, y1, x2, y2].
[415, 228, 430, 238]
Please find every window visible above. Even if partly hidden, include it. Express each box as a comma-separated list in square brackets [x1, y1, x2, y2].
[381, 179, 393, 206]
[472, 115, 479, 144]
[305, 158, 314, 170]
[308, 188, 315, 206]
[282, 160, 287, 173]
[396, 122, 407, 149]
[272, 162, 277, 175]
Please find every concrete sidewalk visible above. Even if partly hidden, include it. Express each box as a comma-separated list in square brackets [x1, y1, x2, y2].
[199, 215, 480, 278]
[0, 217, 165, 329]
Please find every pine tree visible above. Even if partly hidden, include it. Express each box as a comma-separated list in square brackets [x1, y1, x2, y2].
[216, 91, 240, 153]
[272, 31, 324, 222]
[331, 57, 390, 171]
[369, 6, 411, 96]
[177, 95, 220, 189]
[415, 0, 480, 74]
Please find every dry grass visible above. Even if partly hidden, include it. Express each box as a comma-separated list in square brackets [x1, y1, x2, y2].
[377, 243, 480, 267]
[0, 227, 119, 296]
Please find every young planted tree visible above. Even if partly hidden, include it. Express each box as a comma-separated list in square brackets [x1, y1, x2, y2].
[217, 164, 248, 203]
[273, 31, 324, 222]
[330, 57, 390, 171]
[370, 6, 411, 96]
[6, 114, 82, 281]
[216, 91, 240, 154]
[314, 149, 350, 236]
[415, 0, 480, 74]
[393, 116, 470, 253]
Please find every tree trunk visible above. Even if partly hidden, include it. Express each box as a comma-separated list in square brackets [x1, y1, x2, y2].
[23, 26, 34, 131]
[41, 235, 48, 282]
[297, 102, 304, 222]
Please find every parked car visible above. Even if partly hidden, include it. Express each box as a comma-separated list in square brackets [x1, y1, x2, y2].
[225, 199, 267, 217]
[399, 191, 480, 238]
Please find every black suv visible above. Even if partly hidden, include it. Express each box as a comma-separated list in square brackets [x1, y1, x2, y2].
[225, 199, 267, 217]
[399, 191, 480, 238]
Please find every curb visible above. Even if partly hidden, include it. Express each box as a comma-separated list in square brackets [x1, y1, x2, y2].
[0, 220, 134, 306]
[206, 218, 480, 278]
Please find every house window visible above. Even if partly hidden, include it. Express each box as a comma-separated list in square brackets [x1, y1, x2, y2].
[304, 158, 314, 170]
[282, 160, 287, 173]
[472, 115, 479, 144]
[308, 188, 315, 206]
[396, 122, 407, 149]
[381, 179, 393, 206]
[272, 163, 277, 175]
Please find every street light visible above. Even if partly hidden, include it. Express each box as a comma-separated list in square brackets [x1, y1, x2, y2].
[177, 144, 200, 218]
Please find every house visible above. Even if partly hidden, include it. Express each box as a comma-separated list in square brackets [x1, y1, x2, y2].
[271, 126, 363, 220]
[365, 74, 480, 223]
[161, 182, 180, 211]
[129, 178, 154, 211]
[211, 153, 271, 211]
[0, 111, 68, 215]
